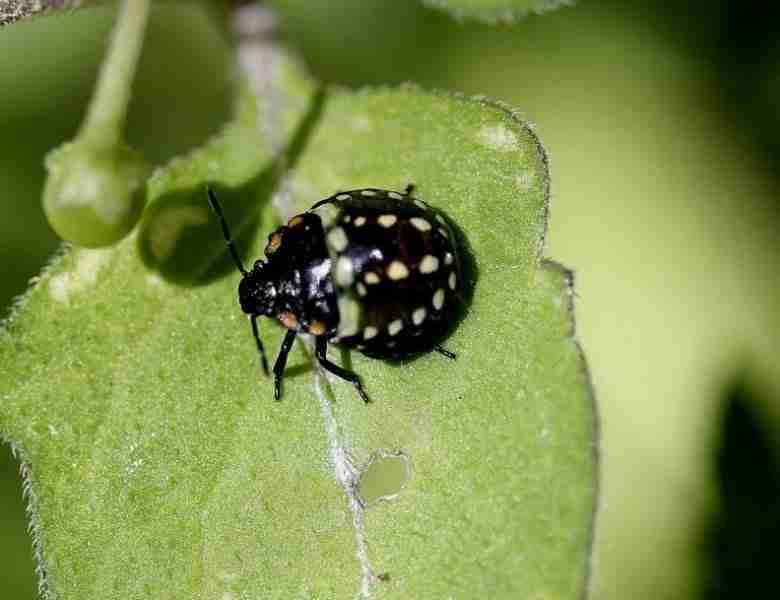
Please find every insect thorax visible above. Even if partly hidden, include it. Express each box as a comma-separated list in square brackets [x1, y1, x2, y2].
[251, 212, 339, 335]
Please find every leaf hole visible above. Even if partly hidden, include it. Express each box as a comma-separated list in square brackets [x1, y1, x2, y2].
[356, 449, 410, 507]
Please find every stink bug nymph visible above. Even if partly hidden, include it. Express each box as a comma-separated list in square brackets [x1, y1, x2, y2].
[207, 185, 462, 402]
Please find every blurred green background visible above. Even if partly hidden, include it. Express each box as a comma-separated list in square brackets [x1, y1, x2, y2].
[1, 1, 779, 598]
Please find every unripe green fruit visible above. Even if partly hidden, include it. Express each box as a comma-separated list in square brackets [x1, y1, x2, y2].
[43, 140, 151, 248]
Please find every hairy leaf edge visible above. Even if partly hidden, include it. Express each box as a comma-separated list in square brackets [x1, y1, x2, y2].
[541, 258, 600, 600]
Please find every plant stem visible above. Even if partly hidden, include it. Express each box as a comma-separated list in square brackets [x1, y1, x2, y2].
[79, 0, 150, 150]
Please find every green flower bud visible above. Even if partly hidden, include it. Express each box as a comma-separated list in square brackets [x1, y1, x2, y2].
[43, 140, 151, 248]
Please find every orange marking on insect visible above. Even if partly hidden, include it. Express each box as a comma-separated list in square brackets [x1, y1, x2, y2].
[309, 320, 326, 335]
[288, 215, 304, 228]
[279, 311, 299, 330]
[266, 232, 283, 254]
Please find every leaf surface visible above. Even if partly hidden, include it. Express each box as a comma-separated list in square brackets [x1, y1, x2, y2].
[0, 82, 596, 598]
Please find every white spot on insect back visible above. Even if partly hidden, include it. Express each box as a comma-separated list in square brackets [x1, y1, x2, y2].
[477, 123, 519, 152]
[378, 214, 397, 228]
[363, 326, 378, 340]
[410, 217, 431, 232]
[311, 203, 340, 227]
[356, 282, 367, 296]
[412, 307, 427, 325]
[444, 252, 454, 266]
[336, 194, 351, 201]
[387, 261, 409, 280]
[335, 256, 354, 286]
[49, 248, 113, 304]
[432, 288, 445, 311]
[364, 272, 381, 285]
[354, 216, 367, 227]
[388, 319, 403, 336]
[419, 255, 439, 274]
[388, 191, 403, 200]
[449, 271, 457, 290]
[360, 189, 377, 197]
[337, 297, 361, 337]
[327, 227, 348, 252]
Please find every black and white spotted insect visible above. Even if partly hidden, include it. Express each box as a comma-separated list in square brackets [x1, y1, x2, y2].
[207, 185, 463, 403]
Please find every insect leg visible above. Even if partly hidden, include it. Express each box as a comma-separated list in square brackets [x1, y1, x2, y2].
[434, 345, 457, 360]
[272, 329, 297, 401]
[250, 314, 270, 376]
[315, 337, 370, 403]
[206, 186, 248, 276]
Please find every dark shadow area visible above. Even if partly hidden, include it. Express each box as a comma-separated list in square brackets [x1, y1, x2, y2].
[137, 86, 326, 285]
[0, 443, 36, 600]
[281, 362, 315, 380]
[701, 377, 780, 599]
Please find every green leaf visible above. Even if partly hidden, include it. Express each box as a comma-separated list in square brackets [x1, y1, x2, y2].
[0, 83, 596, 597]
[420, 0, 573, 23]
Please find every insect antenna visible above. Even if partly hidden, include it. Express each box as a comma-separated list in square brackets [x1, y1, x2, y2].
[206, 186, 248, 276]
